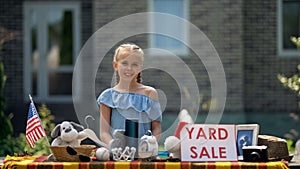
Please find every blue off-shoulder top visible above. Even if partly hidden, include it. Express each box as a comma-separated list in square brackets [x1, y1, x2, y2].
[97, 88, 162, 138]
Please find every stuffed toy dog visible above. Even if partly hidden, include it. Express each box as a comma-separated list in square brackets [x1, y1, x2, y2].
[51, 121, 87, 146]
[51, 121, 108, 147]
[49, 121, 108, 162]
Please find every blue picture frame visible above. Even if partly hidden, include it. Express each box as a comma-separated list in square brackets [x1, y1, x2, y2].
[236, 124, 259, 159]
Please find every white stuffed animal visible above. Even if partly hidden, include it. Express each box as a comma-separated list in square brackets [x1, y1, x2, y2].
[164, 136, 181, 159]
[178, 109, 194, 124]
[51, 121, 87, 146]
[164, 109, 194, 160]
[51, 121, 108, 148]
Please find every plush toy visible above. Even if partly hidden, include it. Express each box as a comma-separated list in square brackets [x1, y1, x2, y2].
[51, 121, 108, 148]
[164, 136, 181, 159]
[164, 109, 194, 159]
[178, 109, 194, 124]
[49, 120, 108, 162]
[138, 130, 158, 159]
[51, 121, 87, 146]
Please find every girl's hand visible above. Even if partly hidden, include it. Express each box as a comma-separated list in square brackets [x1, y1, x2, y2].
[151, 120, 162, 141]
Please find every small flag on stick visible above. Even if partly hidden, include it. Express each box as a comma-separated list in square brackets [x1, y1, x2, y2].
[26, 95, 46, 148]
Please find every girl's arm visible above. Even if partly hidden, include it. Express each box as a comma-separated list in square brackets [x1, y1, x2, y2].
[152, 120, 162, 141]
[148, 87, 162, 141]
[100, 103, 113, 145]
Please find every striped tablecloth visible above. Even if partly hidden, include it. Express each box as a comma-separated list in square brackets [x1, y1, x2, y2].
[1, 156, 289, 169]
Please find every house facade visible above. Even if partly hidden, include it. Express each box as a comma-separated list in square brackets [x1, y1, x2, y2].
[1, 0, 300, 141]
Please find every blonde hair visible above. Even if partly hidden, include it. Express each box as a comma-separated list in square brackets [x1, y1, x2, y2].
[113, 43, 144, 84]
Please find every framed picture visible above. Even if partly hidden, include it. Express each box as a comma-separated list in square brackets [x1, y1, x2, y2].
[236, 124, 259, 159]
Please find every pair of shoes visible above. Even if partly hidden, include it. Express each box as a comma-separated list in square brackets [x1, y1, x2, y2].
[66, 146, 91, 162]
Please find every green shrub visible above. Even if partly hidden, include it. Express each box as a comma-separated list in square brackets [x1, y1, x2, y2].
[278, 65, 300, 96]
[0, 60, 55, 156]
[0, 62, 13, 141]
[0, 104, 55, 156]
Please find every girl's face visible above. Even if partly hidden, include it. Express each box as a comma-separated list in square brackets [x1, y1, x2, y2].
[114, 53, 143, 82]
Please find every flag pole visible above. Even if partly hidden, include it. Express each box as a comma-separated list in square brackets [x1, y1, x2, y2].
[28, 94, 53, 152]
[29, 94, 33, 103]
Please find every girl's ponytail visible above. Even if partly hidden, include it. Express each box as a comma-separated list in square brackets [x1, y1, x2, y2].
[137, 72, 142, 83]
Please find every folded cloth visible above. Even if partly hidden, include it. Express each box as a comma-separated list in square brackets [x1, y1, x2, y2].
[3, 155, 40, 164]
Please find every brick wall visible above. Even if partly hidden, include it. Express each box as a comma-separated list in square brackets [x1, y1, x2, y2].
[2, 0, 299, 137]
[189, 0, 244, 113]
[0, 0, 93, 133]
[93, 0, 244, 115]
[243, 0, 300, 113]
[0, 0, 27, 134]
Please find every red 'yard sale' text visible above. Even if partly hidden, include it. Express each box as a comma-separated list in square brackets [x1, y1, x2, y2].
[185, 127, 228, 140]
[189, 146, 227, 159]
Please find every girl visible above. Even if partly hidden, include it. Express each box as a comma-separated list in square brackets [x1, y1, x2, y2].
[97, 43, 162, 146]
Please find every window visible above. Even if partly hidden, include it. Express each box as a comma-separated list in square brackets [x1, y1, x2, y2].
[149, 0, 189, 56]
[278, 0, 300, 56]
[23, 2, 81, 102]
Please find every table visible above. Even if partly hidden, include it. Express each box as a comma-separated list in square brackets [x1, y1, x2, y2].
[0, 156, 289, 169]
[288, 155, 300, 169]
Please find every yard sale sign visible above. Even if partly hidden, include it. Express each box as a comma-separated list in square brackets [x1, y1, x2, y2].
[180, 124, 238, 161]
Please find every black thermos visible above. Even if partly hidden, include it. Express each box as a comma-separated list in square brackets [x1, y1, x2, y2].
[125, 118, 139, 157]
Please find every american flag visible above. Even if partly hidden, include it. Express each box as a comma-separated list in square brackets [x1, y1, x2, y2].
[26, 101, 46, 148]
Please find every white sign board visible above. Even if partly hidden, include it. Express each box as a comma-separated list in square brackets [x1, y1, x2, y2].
[180, 124, 238, 161]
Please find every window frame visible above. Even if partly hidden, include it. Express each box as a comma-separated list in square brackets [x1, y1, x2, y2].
[23, 1, 81, 102]
[148, 0, 190, 57]
[277, 0, 300, 57]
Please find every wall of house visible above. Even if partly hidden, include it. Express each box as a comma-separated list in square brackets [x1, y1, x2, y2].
[92, 0, 300, 140]
[189, 0, 244, 113]
[1, 0, 299, 140]
[1, 0, 28, 134]
[243, 0, 300, 113]
[0, 0, 93, 134]
[93, 0, 244, 115]
[243, 1, 300, 139]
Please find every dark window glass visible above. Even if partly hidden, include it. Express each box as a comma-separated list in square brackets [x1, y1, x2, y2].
[49, 72, 72, 95]
[283, 0, 300, 49]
